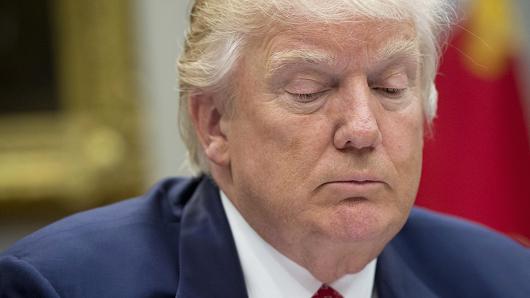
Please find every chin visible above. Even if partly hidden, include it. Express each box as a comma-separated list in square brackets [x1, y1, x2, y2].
[326, 203, 405, 243]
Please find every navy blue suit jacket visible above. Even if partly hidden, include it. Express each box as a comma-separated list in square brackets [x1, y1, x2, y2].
[1, 176, 530, 297]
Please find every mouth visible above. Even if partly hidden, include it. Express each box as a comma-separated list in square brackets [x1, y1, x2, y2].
[319, 178, 387, 196]
[337, 179, 381, 184]
[329, 179, 385, 187]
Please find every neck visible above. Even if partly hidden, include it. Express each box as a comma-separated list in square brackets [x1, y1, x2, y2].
[270, 231, 382, 283]
[210, 166, 383, 284]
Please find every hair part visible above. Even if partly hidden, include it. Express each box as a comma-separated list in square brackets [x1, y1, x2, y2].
[178, 0, 456, 173]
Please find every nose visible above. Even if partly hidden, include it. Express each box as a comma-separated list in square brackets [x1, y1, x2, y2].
[333, 85, 382, 151]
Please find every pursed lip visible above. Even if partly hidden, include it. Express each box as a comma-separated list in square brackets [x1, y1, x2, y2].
[325, 180, 386, 187]
[319, 174, 388, 194]
[328, 173, 387, 184]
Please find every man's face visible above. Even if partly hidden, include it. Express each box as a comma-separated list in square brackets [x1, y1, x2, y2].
[221, 20, 424, 252]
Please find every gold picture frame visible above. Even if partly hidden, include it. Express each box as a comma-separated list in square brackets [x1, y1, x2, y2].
[0, 0, 144, 210]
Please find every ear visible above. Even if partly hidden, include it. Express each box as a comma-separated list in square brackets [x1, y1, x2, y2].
[188, 93, 230, 167]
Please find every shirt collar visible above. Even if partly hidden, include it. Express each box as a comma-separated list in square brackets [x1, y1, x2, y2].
[220, 191, 377, 298]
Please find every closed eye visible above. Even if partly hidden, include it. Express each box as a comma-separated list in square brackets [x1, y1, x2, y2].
[372, 87, 407, 98]
[287, 89, 329, 103]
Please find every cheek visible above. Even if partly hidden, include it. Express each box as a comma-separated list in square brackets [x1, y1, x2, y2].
[380, 104, 424, 191]
[245, 100, 317, 155]
[230, 103, 330, 194]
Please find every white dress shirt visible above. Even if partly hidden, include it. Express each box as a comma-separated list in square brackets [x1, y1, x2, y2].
[220, 191, 377, 298]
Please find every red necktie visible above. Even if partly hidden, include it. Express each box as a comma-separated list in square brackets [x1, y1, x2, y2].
[312, 284, 343, 298]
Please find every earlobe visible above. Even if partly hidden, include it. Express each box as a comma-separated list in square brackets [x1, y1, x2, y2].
[204, 139, 229, 166]
[188, 93, 230, 167]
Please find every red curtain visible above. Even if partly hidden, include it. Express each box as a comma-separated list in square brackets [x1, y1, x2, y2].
[416, 1, 530, 245]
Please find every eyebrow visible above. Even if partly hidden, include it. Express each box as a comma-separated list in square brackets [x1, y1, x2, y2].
[266, 49, 335, 75]
[265, 38, 420, 77]
[372, 38, 421, 65]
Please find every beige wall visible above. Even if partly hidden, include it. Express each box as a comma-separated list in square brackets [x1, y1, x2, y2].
[135, 0, 193, 185]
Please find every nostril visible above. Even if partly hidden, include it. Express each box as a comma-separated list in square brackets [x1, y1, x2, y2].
[333, 125, 382, 151]
[340, 143, 375, 155]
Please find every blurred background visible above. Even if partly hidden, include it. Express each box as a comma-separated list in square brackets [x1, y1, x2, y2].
[0, 0, 529, 250]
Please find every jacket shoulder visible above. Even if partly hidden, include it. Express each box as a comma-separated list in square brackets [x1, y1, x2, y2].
[0, 176, 202, 297]
[391, 207, 530, 296]
[404, 207, 529, 253]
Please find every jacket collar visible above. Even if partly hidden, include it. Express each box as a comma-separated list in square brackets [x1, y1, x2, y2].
[375, 230, 437, 298]
[175, 176, 248, 298]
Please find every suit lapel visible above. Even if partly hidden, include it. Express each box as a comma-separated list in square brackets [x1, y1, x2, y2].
[176, 176, 248, 298]
[375, 239, 438, 298]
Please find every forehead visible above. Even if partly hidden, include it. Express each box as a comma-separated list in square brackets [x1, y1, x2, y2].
[254, 20, 418, 69]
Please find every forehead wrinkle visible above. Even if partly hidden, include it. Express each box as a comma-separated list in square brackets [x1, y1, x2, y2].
[266, 49, 335, 77]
